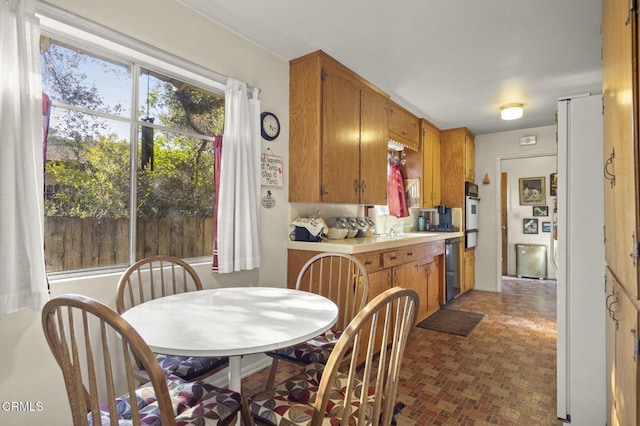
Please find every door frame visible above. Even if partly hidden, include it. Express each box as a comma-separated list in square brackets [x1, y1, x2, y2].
[501, 172, 508, 276]
[493, 149, 557, 292]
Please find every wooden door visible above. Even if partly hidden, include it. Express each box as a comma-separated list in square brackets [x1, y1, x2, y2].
[501, 172, 508, 276]
[321, 67, 361, 204]
[360, 87, 389, 205]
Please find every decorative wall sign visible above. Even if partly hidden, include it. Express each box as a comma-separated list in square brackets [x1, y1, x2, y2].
[262, 190, 276, 209]
[542, 221, 551, 232]
[261, 153, 284, 188]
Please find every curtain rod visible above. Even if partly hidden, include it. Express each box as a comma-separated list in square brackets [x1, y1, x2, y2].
[35, 1, 261, 95]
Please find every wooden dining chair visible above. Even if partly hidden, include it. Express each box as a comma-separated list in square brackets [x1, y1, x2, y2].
[42, 294, 252, 426]
[250, 286, 419, 426]
[116, 255, 228, 383]
[264, 252, 369, 390]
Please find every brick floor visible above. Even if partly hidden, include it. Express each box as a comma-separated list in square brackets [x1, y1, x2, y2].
[242, 276, 563, 425]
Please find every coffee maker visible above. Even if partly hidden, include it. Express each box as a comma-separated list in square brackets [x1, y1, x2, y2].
[438, 205, 453, 229]
[432, 204, 458, 232]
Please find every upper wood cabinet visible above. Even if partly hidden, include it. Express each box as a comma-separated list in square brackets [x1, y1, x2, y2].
[464, 131, 475, 182]
[440, 127, 475, 210]
[289, 50, 389, 204]
[388, 100, 420, 151]
[421, 119, 441, 208]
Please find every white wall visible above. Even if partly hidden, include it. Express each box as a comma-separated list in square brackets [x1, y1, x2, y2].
[502, 156, 557, 278]
[0, 1, 289, 424]
[474, 125, 557, 292]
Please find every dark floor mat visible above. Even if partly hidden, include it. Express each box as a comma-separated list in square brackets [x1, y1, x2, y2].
[416, 308, 485, 337]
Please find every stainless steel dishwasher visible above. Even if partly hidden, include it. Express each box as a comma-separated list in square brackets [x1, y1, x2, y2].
[445, 237, 461, 302]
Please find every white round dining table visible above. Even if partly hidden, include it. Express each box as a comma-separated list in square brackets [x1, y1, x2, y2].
[120, 286, 339, 392]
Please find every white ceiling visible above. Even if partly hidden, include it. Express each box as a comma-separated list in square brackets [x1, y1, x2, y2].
[179, 0, 602, 136]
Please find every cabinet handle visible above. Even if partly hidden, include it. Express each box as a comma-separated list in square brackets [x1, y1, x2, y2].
[607, 294, 619, 330]
[354, 179, 359, 193]
[361, 180, 366, 193]
[364, 260, 372, 266]
[604, 148, 615, 188]
[632, 328, 638, 362]
[407, 251, 414, 256]
[389, 256, 398, 261]
[630, 233, 638, 265]
[626, 0, 636, 26]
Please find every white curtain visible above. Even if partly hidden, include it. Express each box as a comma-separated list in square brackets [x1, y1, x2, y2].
[0, 0, 48, 314]
[216, 78, 261, 273]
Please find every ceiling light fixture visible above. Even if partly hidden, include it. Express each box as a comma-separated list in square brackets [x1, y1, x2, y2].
[500, 103, 524, 120]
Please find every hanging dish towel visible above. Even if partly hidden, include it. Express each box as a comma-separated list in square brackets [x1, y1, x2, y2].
[388, 164, 409, 217]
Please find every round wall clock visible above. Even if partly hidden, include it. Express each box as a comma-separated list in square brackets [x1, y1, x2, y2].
[261, 111, 280, 141]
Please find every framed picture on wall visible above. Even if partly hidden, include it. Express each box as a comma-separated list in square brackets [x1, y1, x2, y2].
[542, 221, 551, 232]
[519, 177, 546, 206]
[533, 206, 548, 217]
[523, 218, 539, 234]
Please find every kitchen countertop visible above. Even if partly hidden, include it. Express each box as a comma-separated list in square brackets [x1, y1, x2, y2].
[287, 231, 463, 254]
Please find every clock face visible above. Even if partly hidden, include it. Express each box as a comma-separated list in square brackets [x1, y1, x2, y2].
[261, 112, 280, 141]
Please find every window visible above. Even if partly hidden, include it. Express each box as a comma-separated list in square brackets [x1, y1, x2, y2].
[41, 34, 224, 273]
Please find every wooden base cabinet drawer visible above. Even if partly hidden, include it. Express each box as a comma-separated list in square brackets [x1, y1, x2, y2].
[382, 245, 421, 268]
[355, 252, 383, 273]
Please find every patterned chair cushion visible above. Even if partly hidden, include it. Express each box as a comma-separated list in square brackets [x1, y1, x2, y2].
[88, 375, 242, 425]
[135, 354, 228, 382]
[266, 330, 342, 365]
[249, 363, 375, 426]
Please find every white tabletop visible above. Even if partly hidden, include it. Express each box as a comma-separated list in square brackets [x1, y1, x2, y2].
[120, 287, 339, 359]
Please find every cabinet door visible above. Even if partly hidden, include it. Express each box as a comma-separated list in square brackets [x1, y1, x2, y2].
[603, 0, 639, 299]
[464, 132, 475, 182]
[360, 88, 389, 205]
[432, 133, 441, 207]
[606, 269, 618, 426]
[422, 122, 441, 208]
[393, 260, 424, 321]
[356, 268, 392, 365]
[439, 128, 466, 209]
[614, 287, 639, 426]
[388, 101, 419, 151]
[321, 68, 361, 204]
[426, 259, 440, 316]
[464, 250, 475, 292]
[367, 268, 393, 302]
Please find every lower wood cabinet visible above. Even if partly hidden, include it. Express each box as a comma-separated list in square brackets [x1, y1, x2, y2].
[607, 268, 639, 426]
[288, 240, 445, 365]
[287, 240, 445, 323]
[463, 249, 475, 292]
